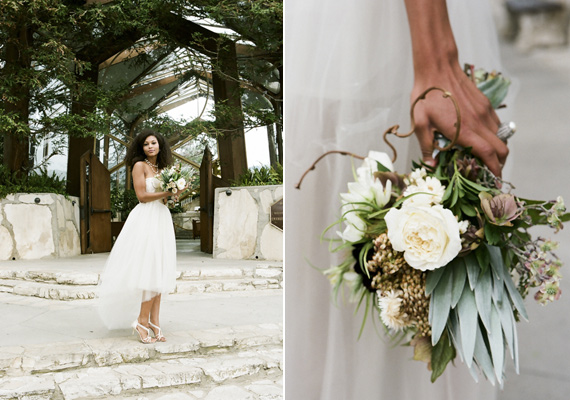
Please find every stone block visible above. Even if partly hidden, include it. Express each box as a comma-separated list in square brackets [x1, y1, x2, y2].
[179, 270, 200, 280]
[0, 375, 55, 399]
[259, 189, 274, 215]
[57, 368, 124, 399]
[176, 282, 207, 294]
[190, 329, 235, 348]
[254, 268, 282, 279]
[245, 381, 283, 399]
[56, 201, 66, 229]
[204, 385, 255, 400]
[200, 268, 243, 278]
[55, 272, 99, 285]
[5, 204, 54, 259]
[222, 281, 253, 291]
[214, 189, 258, 259]
[18, 194, 54, 205]
[21, 343, 91, 374]
[199, 355, 265, 382]
[259, 224, 283, 261]
[204, 282, 223, 293]
[0, 226, 14, 260]
[58, 221, 81, 257]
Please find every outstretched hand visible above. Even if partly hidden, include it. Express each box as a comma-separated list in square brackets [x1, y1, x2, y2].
[411, 67, 508, 177]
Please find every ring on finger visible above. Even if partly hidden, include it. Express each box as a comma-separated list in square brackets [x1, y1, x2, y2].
[496, 121, 516, 142]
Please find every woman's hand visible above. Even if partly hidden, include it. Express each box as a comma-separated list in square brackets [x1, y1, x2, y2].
[404, 0, 508, 177]
[411, 68, 508, 177]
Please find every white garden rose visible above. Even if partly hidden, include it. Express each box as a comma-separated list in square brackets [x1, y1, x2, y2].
[176, 178, 186, 190]
[385, 203, 462, 271]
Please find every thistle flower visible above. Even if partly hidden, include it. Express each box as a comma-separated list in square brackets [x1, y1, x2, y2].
[479, 192, 523, 226]
[378, 290, 409, 331]
[456, 157, 481, 181]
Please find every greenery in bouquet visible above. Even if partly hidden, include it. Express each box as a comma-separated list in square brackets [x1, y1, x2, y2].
[156, 163, 192, 209]
[319, 68, 569, 385]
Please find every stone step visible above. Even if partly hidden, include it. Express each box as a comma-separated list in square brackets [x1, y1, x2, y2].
[0, 264, 282, 286]
[107, 377, 283, 400]
[0, 346, 282, 400]
[0, 324, 282, 378]
[0, 277, 282, 301]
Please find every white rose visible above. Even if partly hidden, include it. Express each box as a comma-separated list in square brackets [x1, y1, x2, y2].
[176, 178, 186, 190]
[385, 203, 462, 271]
[171, 187, 178, 194]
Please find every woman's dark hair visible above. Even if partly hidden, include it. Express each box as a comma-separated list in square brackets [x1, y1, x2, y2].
[125, 128, 173, 170]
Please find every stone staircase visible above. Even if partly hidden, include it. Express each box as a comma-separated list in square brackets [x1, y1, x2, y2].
[0, 243, 283, 399]
[0, 263, 283, 301]
[0, 324, 282, 400]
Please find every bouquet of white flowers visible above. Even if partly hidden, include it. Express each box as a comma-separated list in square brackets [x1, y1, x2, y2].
[298, 68, 569, 385]
[156, 163, 191, 208]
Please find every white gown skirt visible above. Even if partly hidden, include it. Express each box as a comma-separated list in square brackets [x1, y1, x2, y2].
[97, 178, 177, 329]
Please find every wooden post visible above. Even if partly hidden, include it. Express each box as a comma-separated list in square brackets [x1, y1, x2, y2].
[212, 38, 247, 182]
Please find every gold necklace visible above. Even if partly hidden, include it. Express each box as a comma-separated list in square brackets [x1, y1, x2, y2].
[145, 158, 158, 174]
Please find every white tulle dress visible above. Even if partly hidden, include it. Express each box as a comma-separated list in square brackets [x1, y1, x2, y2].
[285, 0, 515, 398]
[97, 176, 177, 330]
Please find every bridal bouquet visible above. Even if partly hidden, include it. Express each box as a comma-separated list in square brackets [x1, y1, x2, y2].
[156, 163, 191, 208]
[319, 71, 569, 385]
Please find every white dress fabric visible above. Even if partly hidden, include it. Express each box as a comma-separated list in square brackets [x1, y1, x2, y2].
[97, 176, 177, 329]
[284, 0, 515, 398]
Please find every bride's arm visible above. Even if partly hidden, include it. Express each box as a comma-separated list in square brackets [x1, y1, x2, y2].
[403, 0, 508, 177]
[132, 162, 170, 203]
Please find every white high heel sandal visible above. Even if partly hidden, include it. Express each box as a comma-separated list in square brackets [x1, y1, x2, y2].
[132, 320, 155, 344]
[149, 321, 166, 342]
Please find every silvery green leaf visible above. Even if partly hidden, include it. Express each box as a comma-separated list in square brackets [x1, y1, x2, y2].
[448, 310, 464, 363]
[451, 258, 467, 309]
[511, 303, 520, 373]
[457, 283, 478, 368]
[430, 266, 453, 345]
[487, 244, 504, 282]
[492, 272, 504, 306]
[426, 266, 446, 295]
[465, 252, 480, 290]
[474, 269, 493, 332]
[494, 294, 515, 363]
[473, 324, 496, 386]
[503, 264, 529, 321]
[489, 306, 505, 386]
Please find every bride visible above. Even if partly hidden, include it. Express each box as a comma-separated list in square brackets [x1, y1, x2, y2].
[97, 129, 178, 344]
[284, 0, 515, 398]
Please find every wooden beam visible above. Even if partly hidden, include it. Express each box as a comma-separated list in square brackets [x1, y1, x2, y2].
[122, 75, 180, 100]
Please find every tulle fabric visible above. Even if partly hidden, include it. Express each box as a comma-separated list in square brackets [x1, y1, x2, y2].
[284, 0, 514, 398]
[97, 177, 177, 330]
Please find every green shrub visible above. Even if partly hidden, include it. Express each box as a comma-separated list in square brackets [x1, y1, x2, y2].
[232, 164, 283, 187]
[0, 165, 68, 199]
[110, 188, 138, 220]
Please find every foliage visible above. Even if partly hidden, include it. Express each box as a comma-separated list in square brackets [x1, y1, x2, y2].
[231, 163, 282, 186]
[0, 165, 67, 199]
[110, 187, 139, 221]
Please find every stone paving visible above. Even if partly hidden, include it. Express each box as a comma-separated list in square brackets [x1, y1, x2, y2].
[0, 240, 283, 399]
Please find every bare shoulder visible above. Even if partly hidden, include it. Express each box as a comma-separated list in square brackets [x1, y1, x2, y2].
[132, 161, 147, 177]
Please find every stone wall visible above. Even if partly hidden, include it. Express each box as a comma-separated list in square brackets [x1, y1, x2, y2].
[172, 211, 200, 239]
[213, 185, 283, 261]
[0, 193, 80, 260]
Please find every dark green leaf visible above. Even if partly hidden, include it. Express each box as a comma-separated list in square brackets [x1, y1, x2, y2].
[431, 330, 456, 382]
